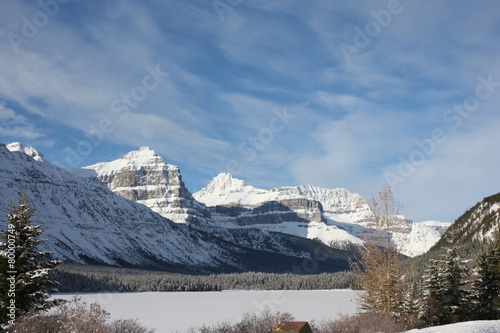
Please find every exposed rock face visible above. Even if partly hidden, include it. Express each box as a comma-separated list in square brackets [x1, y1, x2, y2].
[85, 147, 210, 223]
[194, 173, 327, 227]
[213, 198, 325, 226]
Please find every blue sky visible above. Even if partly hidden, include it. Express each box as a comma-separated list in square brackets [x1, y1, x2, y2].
[1, 0, 500, 222]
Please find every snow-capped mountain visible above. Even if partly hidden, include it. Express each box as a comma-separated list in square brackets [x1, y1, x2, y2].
[194, 173, 450, 256]
[194, 173, 368, 250]
[85, 147, 210, 223]
[0, 142, 450, 270]
[0, 143, 352, 273]
[194, 173, 371, 223]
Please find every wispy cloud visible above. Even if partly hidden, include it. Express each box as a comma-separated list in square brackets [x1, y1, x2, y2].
[0, 0, 499, 221]
[0, 103, 45, 140]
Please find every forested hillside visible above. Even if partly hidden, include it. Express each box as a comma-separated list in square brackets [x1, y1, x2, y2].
[410, 192, 500, 272]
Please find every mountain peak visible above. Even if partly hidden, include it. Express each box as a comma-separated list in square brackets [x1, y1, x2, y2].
[207, 173, 248, 192]
[123, 146, 157, 160]
[6, 142, 45, 162]
[86, 146, 178, 175]
[193, 173, 259, 206]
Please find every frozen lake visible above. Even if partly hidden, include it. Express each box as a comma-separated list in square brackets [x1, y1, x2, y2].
[53, 290, 359, 333]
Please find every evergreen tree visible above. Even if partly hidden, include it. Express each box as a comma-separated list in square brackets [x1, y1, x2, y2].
[440, 245, 470, 323]
[470, 228, 500, 320]
[399, 278, 424, 329]
[421, 259, 444, 326]
[0, 191, 61, 328]
[421, 236, 469, 326]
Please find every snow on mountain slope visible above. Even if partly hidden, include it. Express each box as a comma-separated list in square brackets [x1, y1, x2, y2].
[425, 192, 500, 260]
[0, 143, 235, 270]
[6, 142, 46, 161]
[419, 220, 452, 233]
[194, 174, 371, 250]
[85, 147, 210, 223]
[0, 143, 354, 273]
[392, 222, 450, 257]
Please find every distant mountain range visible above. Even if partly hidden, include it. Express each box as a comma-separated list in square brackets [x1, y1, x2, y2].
[0, 143, 464, 274]
[193, 173, 450, 257]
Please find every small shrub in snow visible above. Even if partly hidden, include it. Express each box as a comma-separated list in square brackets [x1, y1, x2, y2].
[9, 296, 154, 333]
[315, 311, 406, 333]
[190, 308, 294, 333]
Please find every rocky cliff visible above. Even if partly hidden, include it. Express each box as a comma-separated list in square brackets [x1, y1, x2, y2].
[85, 147, 211, 223]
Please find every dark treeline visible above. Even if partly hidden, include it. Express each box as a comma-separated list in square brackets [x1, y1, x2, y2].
[51, 263, 359, 293]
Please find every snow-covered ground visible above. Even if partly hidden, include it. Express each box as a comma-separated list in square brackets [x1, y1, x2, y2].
[405, 320, 500, 333]
[52, 290, 359, 333]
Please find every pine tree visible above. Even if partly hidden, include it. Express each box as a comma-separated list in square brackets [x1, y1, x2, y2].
[421, 235, 469, 326]
[0, 191, 61, 328]
[440, 245, 470, 323]
[470, 228, 500, 320]
[421, 259, 444, 326]
[399, 278, 424, 329]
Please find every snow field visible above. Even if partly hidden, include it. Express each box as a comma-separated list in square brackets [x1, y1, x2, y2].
[52, 290, 359, 333]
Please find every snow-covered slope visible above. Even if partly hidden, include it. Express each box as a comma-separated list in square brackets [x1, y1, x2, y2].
[392, 221, 450, 257]
[0, 143, 352, 273]
[405, 320, 500, 333]
[85, 147, 210, 223]
[456, 194, 500, 243]
[195, 173, 450, 256]
[0, 143, 236, 270]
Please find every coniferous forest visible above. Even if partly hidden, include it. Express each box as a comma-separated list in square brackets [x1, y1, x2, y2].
[51, 263, 359, 293]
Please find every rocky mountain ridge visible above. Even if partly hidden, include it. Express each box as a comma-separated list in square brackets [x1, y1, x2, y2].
[194, 173, 450, 256]
[0, 143, 352, 273]
[80, 148, 450, 257]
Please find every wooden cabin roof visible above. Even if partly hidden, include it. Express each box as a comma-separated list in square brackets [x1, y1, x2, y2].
[274, 321, 313, 333]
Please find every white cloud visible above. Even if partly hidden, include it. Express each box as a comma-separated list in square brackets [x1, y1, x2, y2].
[290, 107, 413, 190]
[0, 103, 45, 140]
[108, 112, 232, 169]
